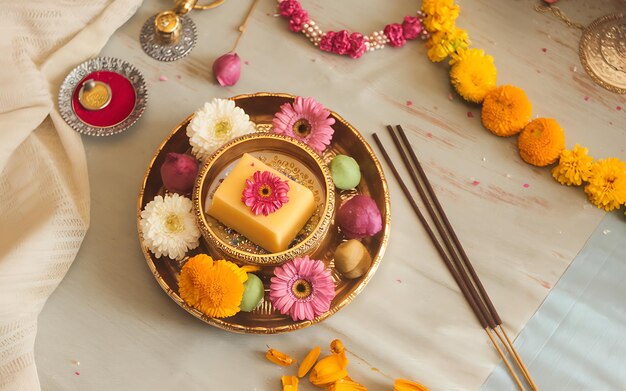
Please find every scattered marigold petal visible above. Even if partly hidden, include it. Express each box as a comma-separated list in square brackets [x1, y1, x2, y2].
[481, 85, 532, 137]
[518, 118, 565, 167]
[281, 375, 299, 391]
[309, 353, 349, 387]
[328, 378, 368, 390]
[394, 378, 430, 391]
[330, 339, 345, 355]
[266, 348, 296, 366]
[298, 346, 321, 378]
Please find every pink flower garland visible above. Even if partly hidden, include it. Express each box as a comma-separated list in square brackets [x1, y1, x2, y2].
[277, 0, 427, 59]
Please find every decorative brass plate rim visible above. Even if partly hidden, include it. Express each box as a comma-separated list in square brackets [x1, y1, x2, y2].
[579, 12, 626, 95]
[137, 92, 391, 334]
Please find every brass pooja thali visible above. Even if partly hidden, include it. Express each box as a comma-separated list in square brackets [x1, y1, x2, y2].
[137, 92, 390, 334]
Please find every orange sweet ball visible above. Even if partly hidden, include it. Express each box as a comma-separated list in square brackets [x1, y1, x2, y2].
[481, 85, 532, 137]
[518, 118, 565, 167]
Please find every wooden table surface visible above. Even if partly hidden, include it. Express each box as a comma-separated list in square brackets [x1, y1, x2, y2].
[36, 0, 626, 390]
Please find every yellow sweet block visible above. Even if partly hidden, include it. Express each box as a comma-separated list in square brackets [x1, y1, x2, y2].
[207, 153, 316, 253]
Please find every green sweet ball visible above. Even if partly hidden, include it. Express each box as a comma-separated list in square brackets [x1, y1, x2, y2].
[240, 273, 264, 312]
[330, 155, 361, 190]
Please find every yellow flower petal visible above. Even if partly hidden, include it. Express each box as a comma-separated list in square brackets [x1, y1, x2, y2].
[298, 346, 321, 378]
[281, 375, 299, 391]
[330, 339, 345, 355]
[266, 348, 297, 366]
[394, 378, 429, 391]
[328, 378, 368, 390]
[309, 353, 349, 387]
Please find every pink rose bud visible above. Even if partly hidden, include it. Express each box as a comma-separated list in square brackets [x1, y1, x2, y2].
[212, 53, 241, 86]
[160, 152, 199, 194]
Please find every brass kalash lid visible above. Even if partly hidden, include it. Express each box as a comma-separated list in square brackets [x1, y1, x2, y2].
[579, 13, 626, 94]
[140, 0, 226, 62]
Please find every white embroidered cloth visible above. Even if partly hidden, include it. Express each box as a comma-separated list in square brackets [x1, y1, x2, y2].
[0, 1, 141, 389]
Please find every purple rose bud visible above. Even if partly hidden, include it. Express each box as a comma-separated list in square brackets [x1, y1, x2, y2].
[212, 52, 241, 86]
[160, 153, 199, 194]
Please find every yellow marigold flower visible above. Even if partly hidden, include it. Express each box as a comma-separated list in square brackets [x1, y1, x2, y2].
[309, 351, 349, 387]
[178, 254, 247, 318]
[394, 378, 429, 391]
[481, 85, 532, 137]
[584, 158, 626, 211]
[449, 48, 497, 103]
[281, 375, 298, 391]
[551, 144, 594, 186]
[517, 118, 565, 167]
[422, 0, 460, 33]
[426, 28, 469, 62]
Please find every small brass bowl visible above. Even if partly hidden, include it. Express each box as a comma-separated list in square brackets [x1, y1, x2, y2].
[193, 133, 335, 266]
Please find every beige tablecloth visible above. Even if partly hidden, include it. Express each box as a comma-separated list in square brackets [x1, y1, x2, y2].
[0, 1, 140, 389]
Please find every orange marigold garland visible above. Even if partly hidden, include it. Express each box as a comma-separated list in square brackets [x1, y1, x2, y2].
[518, 118, 565, 167]
[481, 85, 532, 137]
[584, 158, 626, 212]
[552, 144, 594, 186]
[449, 48, 497, 103]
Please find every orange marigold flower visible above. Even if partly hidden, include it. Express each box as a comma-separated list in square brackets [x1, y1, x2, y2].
[552, 144, 594, 186]
[481, 85, 532, 137]
[449, 48, 497, 103]
[309, 351, 349, 387]
[584, 158, 626, 211]
[178, 254, 247, 318]
[517, 118, 565, 166]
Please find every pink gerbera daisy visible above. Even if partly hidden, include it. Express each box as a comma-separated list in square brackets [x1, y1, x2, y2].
[269, 256, 336, 321]
[242, 170, 290, 216]
[272, 97, 336, 153]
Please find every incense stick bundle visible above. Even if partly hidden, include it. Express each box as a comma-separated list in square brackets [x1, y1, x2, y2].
[373, 125, 537, 391]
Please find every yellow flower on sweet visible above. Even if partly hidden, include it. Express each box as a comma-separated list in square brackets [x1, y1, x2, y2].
[449, 48, 497, 103]
[422, 0, 460, 33]
[551, 144, 594, 186]
[178, 254, 247, 318]
[584, 158, 626, 211]
[481, 85, 533, 137]
[517, 118, 565, 167]
[426, 28, 469, 62]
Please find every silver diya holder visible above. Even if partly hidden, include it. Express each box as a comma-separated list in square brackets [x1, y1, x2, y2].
[58, 57, 148, 137]
[139, 0, 225, 62]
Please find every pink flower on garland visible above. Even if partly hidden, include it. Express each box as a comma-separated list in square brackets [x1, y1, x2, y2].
[288, 9, 309, 32]
[402, 16, 423, 40]
[332, 30, 351, 55]
[272, 97, 335, 153]
[278, 0, 301, 17]
[319, 31, 335, 52]
[348, 32, 367, 59]
[384, 23, 406, 47]
[269, 256, 335, 321]
[241, 170, 290, 216]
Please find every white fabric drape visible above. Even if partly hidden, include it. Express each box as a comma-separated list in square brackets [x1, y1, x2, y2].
[0, 1, 141, 389]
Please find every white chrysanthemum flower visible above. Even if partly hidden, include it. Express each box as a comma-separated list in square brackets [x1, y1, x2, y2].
[187, 98, 256, 160]
[140, 194, 200, 260]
